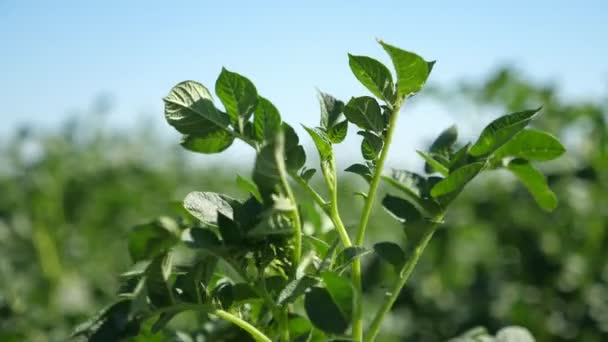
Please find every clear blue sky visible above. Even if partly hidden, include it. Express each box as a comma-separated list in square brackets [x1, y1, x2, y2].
[1, 0, 606, 164]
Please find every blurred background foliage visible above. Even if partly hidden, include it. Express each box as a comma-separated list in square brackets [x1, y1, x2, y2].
[0, 69, 606, 341]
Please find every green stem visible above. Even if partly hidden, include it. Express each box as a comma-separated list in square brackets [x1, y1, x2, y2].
[351, 100, 404, 341]
[276, 135, 303, 269]
[141, 304, 271, 342]
[322, 156, 353, 247]
[364, 218, 442, 342]
[292, 174, 330, 215]
[355, 100, 403, 246]
[215, 309, 272, 342]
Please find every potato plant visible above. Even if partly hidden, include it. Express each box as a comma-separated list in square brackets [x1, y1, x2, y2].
[74, 40, 565, 341]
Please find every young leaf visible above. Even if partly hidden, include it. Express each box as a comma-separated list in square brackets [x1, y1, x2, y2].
[277, 275, 318, 305]
[164, 81, 231, 134]
[236, 175, 263, 203]
[378, 40, 430, 99]
[430, 162, 484, 198]
[284, 123, 307, 172]
[382, 194, 422, 223]
[326, 120, 348, 144]
[253, 96, 282, 143]
[128, 221, 179, 263]
[429, 125, 458, 153]
[507, 159, 558, 211]
[344, 96, 384, 133]
[345, 163, 372, 183]
[469, 107, 541, 157]
[348, 54, 395, 101]
[72, 300, 140, 342]
[359, 131, 383, 160]
[183, 228, 221, 249]
[300, 168, 317, 182]
[321, 272, 353, 319]
[303, 125, 333, 161]
[183, 192, 236, 225]
[492, 129, 566, 161]
[304, 287, 349, 334]
[318, 91, 344, 129]
[180, 129, 234, 154]
[146, 254, 174, 308]
[215, 68, 258, 127]
[382, 171, 441, 218]
[253, 142, 281, 198]
[217, 212, 242, 244]
[417, 150, 449, 176]
[373, 242, 406, 270]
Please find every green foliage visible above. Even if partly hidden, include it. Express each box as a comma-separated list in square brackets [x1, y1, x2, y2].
[73, 40, 564, 342]
[1, 41, 579, 342]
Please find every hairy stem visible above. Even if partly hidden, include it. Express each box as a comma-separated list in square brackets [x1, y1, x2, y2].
[276, 135, 303, 269]
[215, 309, 272, 342]
[351, 100, 403, 341]
[364, 217, 443, 342]
[322, 156, 352, 247]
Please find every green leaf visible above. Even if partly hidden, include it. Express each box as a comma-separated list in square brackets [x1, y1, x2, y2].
[303, 125, 333, 161]
[300, 168, 317, 182]
[180, 129, 234, 154]
[507, 159, 558, 211]
[164, 81, 231, 134]
[253, 96, 282, 143]
[495, 326, 535, 342]
[236, 175, 263, 203]
[343, 96, 384, 133]
[326, 120, 348, 144]
[318, 91, 344, 129]
[348, 54, 395, 101]
[146, 254, 174, 307]
[334, 246, 370, 273]
[345, 163, 372, 183]
[449, 143, 471, 171]
[321, 272, 353, 319]
[128, 220, 179, 263]
[492, 129, 566, 161]
[283, 123, 307, 172]
[277, 275, 318, 305]
[359, 131, 384, 160]
[215, 68, 258, 127]
[378, 40, 430, 98]
[417, 150, 449, 176]
[382, 194, 422, 222]
[373, 242, 406, 270]
[288, 315, 314, 341]
[429, 125, 458, 153]
[253, 143, 281, 200]
[469, 107, 541, 157]
[305, 287, 349, 334]
[72, 300, 140, 342]
[217, 213, 242, 244]
[430, 162, 484, 198]
[183, 228, 221, 249]
[183, 192, 236, 225]
[382, 171, 441, 218]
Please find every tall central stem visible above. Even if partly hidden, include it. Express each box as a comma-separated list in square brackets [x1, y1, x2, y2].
[351, 100, 403, 341]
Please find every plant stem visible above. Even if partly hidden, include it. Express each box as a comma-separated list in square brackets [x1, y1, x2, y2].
[351, 100, 404, 341]
[142, 304, 272, 342]
[322, 156, 352, 247]
[292, 174, 330, 215]
[276, 135, 303, 269]
[355, 100, 403, 246]
[215, 309, 273, 342]
[364, 217, 443, 342]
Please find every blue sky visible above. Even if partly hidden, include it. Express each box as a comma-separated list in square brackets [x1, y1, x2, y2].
[1, 0, 606, 165]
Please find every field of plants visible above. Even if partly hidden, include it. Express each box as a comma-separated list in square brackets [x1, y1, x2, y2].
[1, 53, 606, 342]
